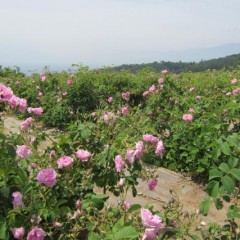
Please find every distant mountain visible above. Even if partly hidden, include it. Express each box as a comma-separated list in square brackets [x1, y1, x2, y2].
[155, 43, 240, 62]
[109, 52, 240, 73]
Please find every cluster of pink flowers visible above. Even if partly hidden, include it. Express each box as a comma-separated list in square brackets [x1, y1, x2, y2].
[182, 114, 193, 122]
[21, 117, 33, 131]
[16, 145, 31, 158]
[141, 208, 163, 240]
[143, 85, 157, 97]
[37, 168, 57, 187]
[115, 155, 125, 172]
[40, 72, 46, 82]
[57, 156, 74, 169]
[12, 192, 24, 209]
[122, 92, 130, 101]
[0, 84, 27, 112]
[76, 149, 91, 161]
[161, 69, 168, 74]
[121, 106, 129, 116]
[143, 134, 164, 156]
[28, 107, 43, 116]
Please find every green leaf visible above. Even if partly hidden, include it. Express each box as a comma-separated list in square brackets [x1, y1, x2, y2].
[113, 226, 139, 240]
[209, 169, 222, 180]
[206, 181, 219, 198]
[220, 142, 231, 155]
[127, 204, 141, 213]
[227, 205, 240, 219]
[218, 163, 230, 174]
[229, 168, 240, 181]
[222, 175, 235, 194]
[0, 220, 7, 240]
[213, 198, 223, 210]
[199, 196, 211, 216]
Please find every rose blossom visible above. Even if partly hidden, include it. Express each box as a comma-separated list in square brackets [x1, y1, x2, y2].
[161, 69, 168, 74]
[21, 117, 33, 131]
[188, 108, 194, 113]
[76, 200, 82, 208]
[50, 150, 56, 158]
[76, 149, 91, 161]
[12, 227, 25, 239]
[12, 192, 24, 208]
[0, 83, 14, 102]
[40, 72, 45, 77]
[37, 168, 57, 187]
[143, 91, 150, 97]
[141, 208, 163, 230]
[66, 79, 73, 85]
[226, 92, 232, 96]
[8, 95, 20, 108]
[121, 106, 129, 116]
[148, 178, 158, 191]
[115, 155, 124, 172]
[57, 156, 74, 169]
[27, 227, 46, 240]
[158, 78, 164, 84]
[182, 114, 193, 122]
[41, 76, 46, 82]
[16, 145, 31, 158]
[149, 85, 156, 93]
[107, 97, 113, 103]
[18, 98, 27, 112]
[118, 178, 125, 186]
[53, 221, 62, 228]
[135, 141, 144, 158]
[232, 88, 240, 95]
[126, 149, 135, 164]
[143, 134, 159, 145]
[28, 107, 43, 116]
[122, 92, 130, 101]
[231, 78, 238, 84]
[103, 112, 116, 125]
[155, 141, 164, 156]
[124, 200, 131, 210]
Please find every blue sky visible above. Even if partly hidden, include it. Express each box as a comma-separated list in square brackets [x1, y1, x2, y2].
[1, 0, 240, 70]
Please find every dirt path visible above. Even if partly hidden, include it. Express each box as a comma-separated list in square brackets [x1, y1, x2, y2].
[2, 114, 231, 226]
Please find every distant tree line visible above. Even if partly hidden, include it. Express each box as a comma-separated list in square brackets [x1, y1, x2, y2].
[108, 53, 240, 73]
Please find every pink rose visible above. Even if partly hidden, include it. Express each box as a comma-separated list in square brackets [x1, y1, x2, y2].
[158, 78, 164, 85]
[155, 141, 164, 156]
[12, 192, 24, 209]
[122, 92, 130, 101]
[28, 107, 43, 116]
[0, 83, 14, 102]
[37, 168, 57, 187]
[143, 91, 150, 97]
[231, 78, 238, 84]
[121, 106, 129, 116]
[143, 134, 159, 145]
[182, 114, 193, 122]
[76, 149, 91, 162]
[103, 112, 116, 125]
[124, 200, 131, 210]
[18, 98, 27, 112]
[8, 95, 20, 108]
[232, 88, 240, 95]
[115, 155, 124, 172]
[21, 117, 33, 131]
[148, 178, 158, 191]
[62, 92, 67, 96]
[188, 108, 194, 113]
[16, 145, 31, 158]
[118, 178, 125, 186]
[141, 208, 163, 230]
[76, 200, 82, 208]
[12, 227, 25, 239]
[126, 149, 135, 164]
[161, 69, 168, 74]
[226, 92, 232, 96]
[27, 227, 46, 240]
[66, 79, 73, 85]
[149, 85, 156, 93]
[40, 72, 45, 77]
[53, 221, 62, 228]
[107, 97, 113, 103]
[134, 141, 144, 158]
[50, 150, 56, 158]
[41, 76, 46, 82]
[142, 228, 158, 240]
[57, 156, 74, 169]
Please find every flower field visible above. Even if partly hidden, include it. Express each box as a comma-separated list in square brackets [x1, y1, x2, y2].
[0, 66, 239, 239]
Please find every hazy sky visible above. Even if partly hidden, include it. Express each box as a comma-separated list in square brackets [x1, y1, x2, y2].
[1, 0, 240, 70]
